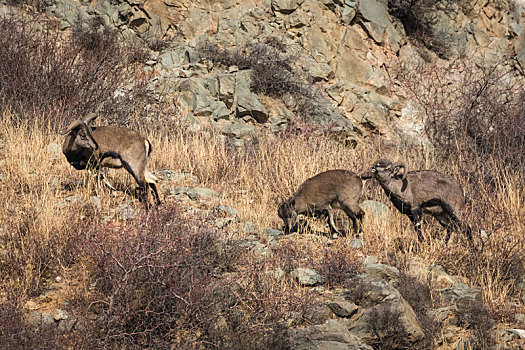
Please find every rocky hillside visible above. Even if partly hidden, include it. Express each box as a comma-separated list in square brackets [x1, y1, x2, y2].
[2, 0, 525, 349]
[26, 0, 525, 145]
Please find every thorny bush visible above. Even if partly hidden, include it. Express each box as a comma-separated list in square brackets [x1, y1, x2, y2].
[0, 13, 148, 128]
[81, 202, 310, 349]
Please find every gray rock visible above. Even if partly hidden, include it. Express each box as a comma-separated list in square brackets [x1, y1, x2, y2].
[214, 206, 238, 217]
[359, 200, 390, 225]
[215, 217, 234, 229]
[27, 311, 56, 328]
[186, 187, 220, 200]
[166, 186, 190, 198]
[348, 238, 364, 249]
[326, 300, 359, 318]
[291, 268, 326, 286]
[407, 260, 428, 280]
[505, 328, 525, 339]
[304, 58, 335, 81]
[270, 115, 289, 133]
[89, 196, 101, 211]
[236, 91, 269, 123]
[218, 74, 236, 108]
[429, 264, 456, 289]
[358, 0, 390, 28]
[289, 319, 373, 350]
[158, 47, 192, 71]
[176, 79, 215, 117]
[53, 309, 68, 321]
[437, 282, 482, 305]
[263, 228, 284, 237]
[221, 122, 256, 139]
[271, 267, 285, 281]
[252, 242, 272, 258]
[58, 316, 78, 332]
[343, 276, 424, 342]
[365, 263, 400, 280]
[212, 101, 231, 121]
[432, 305, 458, 323]
[363, 256, 378, 266]
[341, 2, 357, 25]
[357, 0, 389, 42]
[243, 221, 257, 234]
[272, 0, 304, 14]
[116, 204, 136, 220]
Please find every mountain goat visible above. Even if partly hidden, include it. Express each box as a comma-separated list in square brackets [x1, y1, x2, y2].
[361, 159, 471, 243]
[278, 170, 365, 237]
[61, 113, 160, 206]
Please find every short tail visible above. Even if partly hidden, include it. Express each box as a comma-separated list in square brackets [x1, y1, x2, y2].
[145, 140, 153, 157]
[145, 170, 158, 184]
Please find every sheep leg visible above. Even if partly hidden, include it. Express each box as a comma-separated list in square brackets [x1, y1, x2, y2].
[341, 203, 364, 236]
[145, 170, 161, 206]
[326, 209, 341, 237]
[121, 160, 151, 207]
[408, 208, 424, 242]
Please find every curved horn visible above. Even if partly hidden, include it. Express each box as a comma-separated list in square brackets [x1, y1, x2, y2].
[81, 121, 99, 149]
[83, 112, 98, 124]
[392, 162, 407, 180]
[60, 119, 83, 135]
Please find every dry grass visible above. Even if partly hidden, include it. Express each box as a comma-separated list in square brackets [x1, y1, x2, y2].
[1, 105, 525, 347]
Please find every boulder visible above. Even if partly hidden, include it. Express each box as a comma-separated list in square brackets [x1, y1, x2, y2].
[359, 200, 390, 225]
[272, 0, 304, 14]
[291, 268, 326, 286]
[343, 276, 425, 343]
[326, 300, 359, 318]
[289, 319, 373, 350]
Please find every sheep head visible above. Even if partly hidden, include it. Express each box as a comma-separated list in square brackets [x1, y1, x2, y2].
[61, 113, 99, 170]
[368, 159, 408, 182]
[277, 198, 297, 233]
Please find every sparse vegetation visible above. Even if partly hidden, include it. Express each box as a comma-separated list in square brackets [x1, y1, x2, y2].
[0, 12, 148, 128]
[197, 39, 325, 118]
[2, 1, 525, 349]
[387, 0, 460, 57]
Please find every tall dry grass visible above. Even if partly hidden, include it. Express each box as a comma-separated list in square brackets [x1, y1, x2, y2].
[1, 99, 524, 337]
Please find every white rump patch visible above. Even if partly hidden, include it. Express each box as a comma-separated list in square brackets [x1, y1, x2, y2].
[145, 170, 158, 184]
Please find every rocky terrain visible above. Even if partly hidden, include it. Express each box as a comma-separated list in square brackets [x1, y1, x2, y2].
[2, 0, 525, 349]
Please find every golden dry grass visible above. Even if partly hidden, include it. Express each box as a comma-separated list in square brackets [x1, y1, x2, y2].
[1, 108, 524, 327]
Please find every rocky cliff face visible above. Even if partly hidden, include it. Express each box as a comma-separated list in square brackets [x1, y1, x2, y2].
[30, 0, 525, 147]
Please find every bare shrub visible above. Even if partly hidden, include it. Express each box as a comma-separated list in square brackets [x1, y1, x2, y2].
[197, 40, 324, 119]
[395, 56, 525, 176]
[455, 300, 496, 348]
[316, 243, 363, 286]
[0, 12, 148, 128]
[368, 304, 415, 349]
[1, 206, 89, 296]
[81, 203, 309, 349]
[395, 273, 441, 349]
[198, 40, 312, 98]
[0, 294, 94, 349]
[387, 0, 460, 57]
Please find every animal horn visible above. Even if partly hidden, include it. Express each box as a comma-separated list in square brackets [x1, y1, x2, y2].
[60, 119, 83, 135]
[83, 112, 98, 124]
[393, 162, 407, 180]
